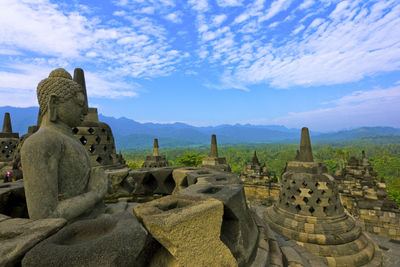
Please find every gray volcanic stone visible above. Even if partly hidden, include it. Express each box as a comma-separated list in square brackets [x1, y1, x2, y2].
[0, 217, 66, 267]
[179, 183, 258, 266]
[22, 212, 153, 267]
[151, 167, 175, 194]
[0, 181, 27, 218]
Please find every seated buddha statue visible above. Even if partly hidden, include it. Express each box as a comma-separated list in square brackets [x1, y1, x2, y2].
[21, 68, 108, 221]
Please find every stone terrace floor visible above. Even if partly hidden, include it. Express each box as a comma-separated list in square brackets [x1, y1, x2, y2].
[368, 233, 400, 266]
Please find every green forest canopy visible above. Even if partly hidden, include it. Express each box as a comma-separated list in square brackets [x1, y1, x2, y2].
[123, 143, 400, 206]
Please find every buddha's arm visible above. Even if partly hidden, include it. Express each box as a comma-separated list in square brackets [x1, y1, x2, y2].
[21, 134, 100, 220]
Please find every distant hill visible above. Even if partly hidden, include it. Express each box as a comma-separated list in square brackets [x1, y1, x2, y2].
[1, 106, 399, 149]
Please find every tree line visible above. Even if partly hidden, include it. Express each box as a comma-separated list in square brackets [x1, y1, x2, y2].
[122, 143, 400, 206]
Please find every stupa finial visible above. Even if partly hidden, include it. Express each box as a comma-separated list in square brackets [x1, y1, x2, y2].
[2, 113, 12, 133]
[298, 127, 313, 162]
[73, 68, 89, 111]
[252, 150, 259, 165]
[210, 134, 218, 158]
[152, 138, 160, 156]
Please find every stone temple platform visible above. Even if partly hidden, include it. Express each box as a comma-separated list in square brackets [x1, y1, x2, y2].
[0, 167, 284, 267]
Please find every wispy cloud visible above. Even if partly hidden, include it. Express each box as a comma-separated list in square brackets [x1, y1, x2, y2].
[165, 12, 183, 23]
[268, 87, 400, 131]
[216, 0, 243, 7]
[0, 0, 188, 106]
[204, 0, 400, 89]
[1, 0, 400, 106]
[259, 0, 294, 22]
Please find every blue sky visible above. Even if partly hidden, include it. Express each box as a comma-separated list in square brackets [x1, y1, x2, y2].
[0, 0, 399, 132]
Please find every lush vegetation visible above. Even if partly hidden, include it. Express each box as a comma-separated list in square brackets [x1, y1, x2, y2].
[123, 143, 400, 206]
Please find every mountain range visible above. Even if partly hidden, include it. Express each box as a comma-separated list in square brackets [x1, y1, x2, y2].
[1, 106, 399, 149]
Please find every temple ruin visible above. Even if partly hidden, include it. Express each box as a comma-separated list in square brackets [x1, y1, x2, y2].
[335, 151, 400, 241]
[241, 150, 280, 206]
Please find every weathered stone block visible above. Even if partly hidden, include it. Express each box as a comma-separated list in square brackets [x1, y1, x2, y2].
[22, 212, 153, 267]
[129, 169, 158, 195]
[0, 181, 28, 218]
[134, 195, 237, 267]
[171, 168, 198, 194]
[150, 168, 175, 195]
[179, 183, 258, 266]
[106, 167, 129, 187]
[0, 217, 66, 266]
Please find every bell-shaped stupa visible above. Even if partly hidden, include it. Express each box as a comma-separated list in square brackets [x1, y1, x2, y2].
[265, 127, 382, 266]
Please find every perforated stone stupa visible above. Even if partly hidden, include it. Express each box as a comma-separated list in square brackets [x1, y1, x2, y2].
[142, 138, 169, 168]
[201, 134, 231, 172]
[0, 113, 19, 167]
[71, 68, 125, 169]
[265, 127, 382, 266]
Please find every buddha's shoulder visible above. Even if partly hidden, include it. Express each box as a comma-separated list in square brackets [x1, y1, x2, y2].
[22, 127, 65, 152]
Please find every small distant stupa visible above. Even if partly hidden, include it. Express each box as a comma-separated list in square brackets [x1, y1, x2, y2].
[201, 134, 231, 172]
[241, 150, 272, 183]
[0, 113, 19, 166]
[142, 138, 169, 168]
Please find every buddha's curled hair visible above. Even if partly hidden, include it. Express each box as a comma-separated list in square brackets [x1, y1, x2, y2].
[37, 68, 82, 116]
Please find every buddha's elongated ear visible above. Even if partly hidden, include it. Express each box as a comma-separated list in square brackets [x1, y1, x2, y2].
[49, 94, 58, 122]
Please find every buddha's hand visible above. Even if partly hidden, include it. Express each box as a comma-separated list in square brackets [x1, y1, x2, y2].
[88, 167, 109, 200]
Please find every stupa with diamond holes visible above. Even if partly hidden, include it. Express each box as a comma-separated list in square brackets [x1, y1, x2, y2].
[142, 138, 169, 168]
[71, 68, 125, 169]
[0, 113, 19, 167]
[265, 127, 382, 266]
[201, 134, 231, 172]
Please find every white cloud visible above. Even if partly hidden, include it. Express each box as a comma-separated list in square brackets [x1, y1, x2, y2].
[212, 14, 227, 26]
[309, 18, 324, 28]
[268, 21, 280, 28]
[234, 13, 250, 24]
[188, 0, 209, 12]
[216, 0, 243, 7]
[259, 0, 294, 22]
[211, 0, 400, 89]
[202, 27, 230, 41]
[299, 0, 315, 10]
[0, 0, 186, 83]
[0, 61, 139, 107]
[0, 0, 94, 58]
[292, 24, 305, 34]
[113, 10, 127, 16]
[165, 12, 182, 23]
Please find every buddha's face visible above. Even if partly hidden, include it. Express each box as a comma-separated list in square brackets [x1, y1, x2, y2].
[56, 91, 87, 127]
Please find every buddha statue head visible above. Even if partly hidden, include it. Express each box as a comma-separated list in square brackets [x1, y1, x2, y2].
[37, 68, 88, 128]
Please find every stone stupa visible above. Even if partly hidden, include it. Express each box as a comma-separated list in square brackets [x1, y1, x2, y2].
[201, 134, 231, 172]
[265, 127, 382, 266]
[71, 68, 125, 169]
[0, 113, 19, 167]
[141, 138, 169, 168]
[241, 150, 271, 183]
